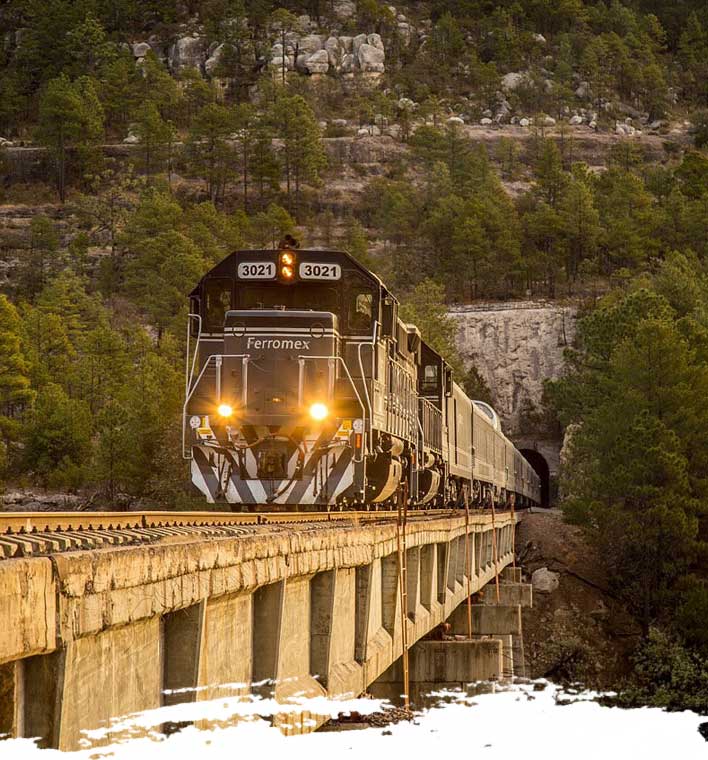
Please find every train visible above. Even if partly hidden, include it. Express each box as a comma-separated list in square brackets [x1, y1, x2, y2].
[183, 245, 541, 510]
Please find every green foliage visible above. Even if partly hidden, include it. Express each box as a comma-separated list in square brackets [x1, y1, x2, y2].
[0, 296, 34, 477]
[132, 102, 176, 181]
[24, 382, 92, 488]
[619, 628, 708, 713]
[268, 94, 326, 218]
[399, 279, 464, 377]
[185, 103, 235, 202]
[15, 215, 61, 300]
[552, 259, 708, 637]
[36, 75, 105, 201]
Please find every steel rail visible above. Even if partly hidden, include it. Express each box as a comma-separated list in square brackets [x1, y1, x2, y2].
[0, 508, 517, 536]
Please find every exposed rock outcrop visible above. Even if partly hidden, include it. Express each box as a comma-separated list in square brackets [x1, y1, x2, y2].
[451, 301, 577, 437]
[168, 34, 207, 74]
[268, 29, 388, 76]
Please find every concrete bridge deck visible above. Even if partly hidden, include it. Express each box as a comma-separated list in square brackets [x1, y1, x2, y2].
[0, 510, 518, 749]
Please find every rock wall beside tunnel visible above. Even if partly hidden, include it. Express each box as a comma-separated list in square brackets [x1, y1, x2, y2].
[450, 301, 578, 484]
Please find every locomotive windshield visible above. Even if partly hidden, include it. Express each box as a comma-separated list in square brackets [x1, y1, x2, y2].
[238, 282, 340, 314]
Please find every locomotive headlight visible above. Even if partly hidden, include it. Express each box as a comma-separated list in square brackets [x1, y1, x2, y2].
[309, 402, 329, 421]
[280, 251, 295, 266]
[280, 264, 294, 280]
[217, 403, 234, 418]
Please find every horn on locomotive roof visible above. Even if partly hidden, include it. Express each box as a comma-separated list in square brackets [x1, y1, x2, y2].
[278, 234, 300, 249]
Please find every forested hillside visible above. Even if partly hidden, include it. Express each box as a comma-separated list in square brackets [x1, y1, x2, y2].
[1, 0, 708, 711]
[0, 0, 705, 494]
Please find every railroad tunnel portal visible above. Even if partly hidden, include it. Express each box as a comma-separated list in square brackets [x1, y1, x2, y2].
[520, 449, 550, 507]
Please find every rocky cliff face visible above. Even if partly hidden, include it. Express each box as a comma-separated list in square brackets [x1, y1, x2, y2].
[450, 301, 577, 474]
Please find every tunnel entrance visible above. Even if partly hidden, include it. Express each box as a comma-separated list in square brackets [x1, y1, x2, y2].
[520, 449, 550, 507]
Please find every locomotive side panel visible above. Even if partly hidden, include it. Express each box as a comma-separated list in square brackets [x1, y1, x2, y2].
[471, 403, 495, 485]
[446, 382, 473, 480]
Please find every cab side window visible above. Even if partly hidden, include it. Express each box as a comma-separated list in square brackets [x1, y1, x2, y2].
[421, 364, 439, 394]
[204, 279, 232, 331]
[350, 292, 373, 332]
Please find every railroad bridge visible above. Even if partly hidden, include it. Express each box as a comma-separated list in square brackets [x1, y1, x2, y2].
[0, 510, 531, 750]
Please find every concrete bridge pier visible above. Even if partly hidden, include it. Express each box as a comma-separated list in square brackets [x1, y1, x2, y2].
[372, 568, 533, 704]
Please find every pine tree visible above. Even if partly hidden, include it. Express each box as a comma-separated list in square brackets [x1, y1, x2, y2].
[0, 296, 34, 477]
[185, 103, 235, 203]
[36, 75, 105, 201]
[23, 382, 92, 489]
[16, 215, 61, 300]
[268, 9, 301, 86]
[99, 53, 142, 132]
[269, 94, 327, 218]
[133, 102, 176, 181]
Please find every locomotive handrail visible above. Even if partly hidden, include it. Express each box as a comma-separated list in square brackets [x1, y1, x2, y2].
[298, 354, 367, 463]
[185, 312, 203, 398]
[355, 320, 378, 439]
[181, 353, 250, 459]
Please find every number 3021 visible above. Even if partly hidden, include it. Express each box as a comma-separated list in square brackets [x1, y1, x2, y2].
[299, 263, 341, 280]
[237, 262, 275, 279]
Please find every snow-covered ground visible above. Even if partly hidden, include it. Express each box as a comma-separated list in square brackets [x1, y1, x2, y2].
[3, 682, 705, 759]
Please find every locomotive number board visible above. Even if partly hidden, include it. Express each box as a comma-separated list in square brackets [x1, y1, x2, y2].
[238, 262, 276, 279]
[299, 262, 341, 280]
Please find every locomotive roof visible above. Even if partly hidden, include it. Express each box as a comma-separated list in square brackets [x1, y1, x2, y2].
[189, 248, 390, 299]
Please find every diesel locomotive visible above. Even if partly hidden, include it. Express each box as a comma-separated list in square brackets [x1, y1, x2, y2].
[183, 245, 541, 509]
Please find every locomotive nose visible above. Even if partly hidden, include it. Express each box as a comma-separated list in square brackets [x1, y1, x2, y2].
[222, 309, 339, 427]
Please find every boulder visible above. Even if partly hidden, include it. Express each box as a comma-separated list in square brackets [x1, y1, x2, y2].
[358, 43, 385, 72]
[533, 33, 547, 44]
[332, 0, 356, 20]
[298, 34, 324, 55]
[501, 71, 526, 92]
[539, 114, 556, 127]
[338, 35, 353, 52]
[448, 116, 465, 125]
[168, 34, 207, 74]
[397, 97, 416, 110]
[569, 114, 583, 125]
[295, 52, 309, 72]
[618, 102, 642, 119]
[325, 36, 341, 68]
[531, 567, 560, 593]
[367, 33, 384, 50]
[519, 117, 530, 127]
[352, 33, 368, 55]
[132, 42, 151, 58]
[304, 49, 330, 74]
[575, 81, 591, 99]
[480, 117, 492, 125]
[341, 53, 356, 73]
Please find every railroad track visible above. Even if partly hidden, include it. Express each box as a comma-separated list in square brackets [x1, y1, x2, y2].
[0, 508, 510, 561]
